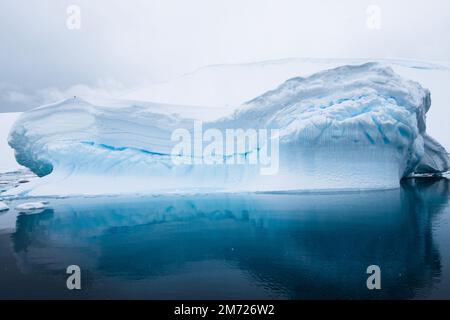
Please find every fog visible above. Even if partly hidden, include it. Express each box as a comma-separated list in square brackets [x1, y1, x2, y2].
[1, 0, 450, 111]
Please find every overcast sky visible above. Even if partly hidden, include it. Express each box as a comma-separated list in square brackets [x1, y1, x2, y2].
[1, 0, 450, 112]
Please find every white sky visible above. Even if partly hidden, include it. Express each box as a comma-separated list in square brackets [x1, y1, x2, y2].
[1, 0, 450, 111]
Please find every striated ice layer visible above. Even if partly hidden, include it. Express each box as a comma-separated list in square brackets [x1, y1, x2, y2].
[7, 63, 450, 196]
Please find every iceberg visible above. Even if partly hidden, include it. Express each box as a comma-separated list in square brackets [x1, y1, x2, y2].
[16, 202, 47, 211]
[7, 63, 450, 196]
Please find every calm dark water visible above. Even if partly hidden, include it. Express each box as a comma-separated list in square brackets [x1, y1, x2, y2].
[0, 178, 449, 299]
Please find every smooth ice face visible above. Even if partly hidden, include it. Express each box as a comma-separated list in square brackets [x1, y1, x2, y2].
[7, 63, 450, 196]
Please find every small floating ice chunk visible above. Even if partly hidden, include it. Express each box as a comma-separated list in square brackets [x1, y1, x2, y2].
[0, 201, 9, 212]
[16, 201, 47, 211]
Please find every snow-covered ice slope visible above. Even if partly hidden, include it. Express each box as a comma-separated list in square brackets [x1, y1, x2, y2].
[7, 63, 450, 196]
[124, 58, 447, 107]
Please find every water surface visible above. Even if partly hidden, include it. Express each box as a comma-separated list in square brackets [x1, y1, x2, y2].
[0, 178, 449, 299]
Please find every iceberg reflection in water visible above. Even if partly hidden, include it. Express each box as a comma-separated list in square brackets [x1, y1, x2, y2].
[2, 178, 449, 299]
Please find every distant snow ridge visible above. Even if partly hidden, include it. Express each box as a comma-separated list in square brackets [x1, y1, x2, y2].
[7, 63, 450, 196]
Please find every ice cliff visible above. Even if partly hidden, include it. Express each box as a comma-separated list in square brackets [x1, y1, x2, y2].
[7, 63, 450, 196]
